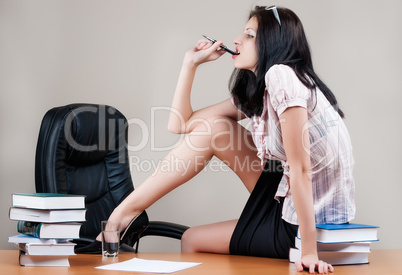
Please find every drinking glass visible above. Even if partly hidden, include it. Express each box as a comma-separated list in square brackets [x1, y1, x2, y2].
[101, 220, 121, 258]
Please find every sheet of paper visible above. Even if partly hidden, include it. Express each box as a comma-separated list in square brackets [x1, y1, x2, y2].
[95, 257, 202, 273]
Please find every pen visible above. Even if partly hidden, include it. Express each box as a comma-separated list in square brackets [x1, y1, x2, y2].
[202, 35, 239, 55]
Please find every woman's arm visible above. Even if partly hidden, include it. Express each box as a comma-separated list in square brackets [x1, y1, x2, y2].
[280, 106, 333, 274]
[168, 40, 244, 134]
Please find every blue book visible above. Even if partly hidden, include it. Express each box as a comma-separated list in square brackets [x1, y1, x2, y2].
[8, 234, 59, 244]
[316, 223, 379, 230]
[315, 223, 379, 243]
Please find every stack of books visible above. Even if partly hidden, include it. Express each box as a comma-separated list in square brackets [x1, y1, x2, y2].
[8, 193, 87, 266]
[289, 223, 379, 265]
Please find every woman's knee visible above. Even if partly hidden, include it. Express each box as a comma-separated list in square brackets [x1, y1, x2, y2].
[187, 116, 242, 152]
[181, 227, 200, 253]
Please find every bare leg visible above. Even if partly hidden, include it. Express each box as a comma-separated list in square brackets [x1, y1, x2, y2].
[99, 117, 263, 242]
[181, 220, 238, 253]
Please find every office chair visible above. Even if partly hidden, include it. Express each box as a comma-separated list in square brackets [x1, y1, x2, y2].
[35, 103, 188, 252]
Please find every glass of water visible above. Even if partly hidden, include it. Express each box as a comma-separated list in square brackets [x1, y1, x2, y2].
[101, 220, 121, 258]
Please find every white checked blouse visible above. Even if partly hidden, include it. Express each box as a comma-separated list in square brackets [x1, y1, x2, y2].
[240, 64, 356, 225]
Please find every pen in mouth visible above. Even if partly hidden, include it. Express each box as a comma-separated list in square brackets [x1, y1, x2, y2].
[202, 35, 239, 55]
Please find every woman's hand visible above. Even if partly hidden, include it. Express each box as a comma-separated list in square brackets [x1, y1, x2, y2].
[295, 254, 334, 274]
[184, 39, 226, 67]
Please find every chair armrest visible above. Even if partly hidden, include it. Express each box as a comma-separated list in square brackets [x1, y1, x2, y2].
[72, 237, 94, 248]
[142, 221, 189, 240]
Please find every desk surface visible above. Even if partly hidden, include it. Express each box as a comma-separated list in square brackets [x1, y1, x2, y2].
[1, 249, 402, 274]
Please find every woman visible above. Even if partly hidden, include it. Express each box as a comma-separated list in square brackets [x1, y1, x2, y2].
[86, 6, 355, 274]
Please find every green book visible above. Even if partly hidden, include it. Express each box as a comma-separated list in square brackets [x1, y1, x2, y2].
[17, 221, 81, 239]
[12, 193, 85, 210]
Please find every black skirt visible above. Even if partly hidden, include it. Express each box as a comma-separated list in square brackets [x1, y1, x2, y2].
[229, 160, 297, 259]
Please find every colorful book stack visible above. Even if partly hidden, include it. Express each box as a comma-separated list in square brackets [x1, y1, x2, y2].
[8, 193, 87, 266]
[289, 223, 379, 265]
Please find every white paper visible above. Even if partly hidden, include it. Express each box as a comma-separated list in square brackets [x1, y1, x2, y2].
[95, 257, 202, 273]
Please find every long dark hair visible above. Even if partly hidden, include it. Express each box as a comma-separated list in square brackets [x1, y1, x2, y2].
[230, 6, 344, 118]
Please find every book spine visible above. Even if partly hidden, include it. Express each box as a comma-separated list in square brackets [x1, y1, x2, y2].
[17, 221, 42, 238]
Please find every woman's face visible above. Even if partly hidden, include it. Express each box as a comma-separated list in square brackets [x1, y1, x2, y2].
[233, 16, 258, 73]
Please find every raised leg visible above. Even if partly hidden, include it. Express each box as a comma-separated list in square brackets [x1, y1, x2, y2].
[101, 117, 263, 241]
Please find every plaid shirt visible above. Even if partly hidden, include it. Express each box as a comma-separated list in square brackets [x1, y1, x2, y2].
[246, 64, 355, 225]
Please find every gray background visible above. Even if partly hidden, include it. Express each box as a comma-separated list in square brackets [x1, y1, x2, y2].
[1, 0, 401, 251]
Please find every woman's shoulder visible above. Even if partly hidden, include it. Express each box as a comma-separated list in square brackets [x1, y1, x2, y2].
[265, 64, 311, 115]
[265, 64, 302, 91]
[265, 64, 296, 82]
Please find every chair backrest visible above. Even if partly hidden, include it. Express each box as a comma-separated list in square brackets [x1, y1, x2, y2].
[35, 104, 134, 240]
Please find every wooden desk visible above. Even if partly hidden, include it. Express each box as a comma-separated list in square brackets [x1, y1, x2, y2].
[1, 249, 401, 274]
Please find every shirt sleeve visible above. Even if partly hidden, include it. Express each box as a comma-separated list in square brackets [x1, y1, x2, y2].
[265, 64, 311, 117]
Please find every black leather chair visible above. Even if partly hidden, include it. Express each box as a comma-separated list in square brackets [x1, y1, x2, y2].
[35, 103, 188, 252]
